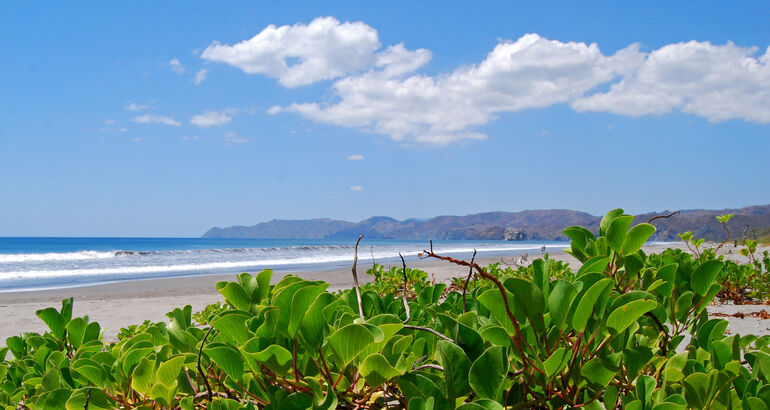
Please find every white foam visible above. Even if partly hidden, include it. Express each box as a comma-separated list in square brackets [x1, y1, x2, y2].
[0, 243, 564, 286]
[0, 251, 117, 263]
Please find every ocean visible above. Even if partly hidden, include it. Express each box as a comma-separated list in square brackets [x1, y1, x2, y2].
[0, 237, 569, 292]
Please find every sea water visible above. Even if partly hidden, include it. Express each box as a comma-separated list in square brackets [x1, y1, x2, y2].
[0, 237, 568, 292]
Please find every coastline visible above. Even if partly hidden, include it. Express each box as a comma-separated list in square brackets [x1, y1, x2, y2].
[2, 242, 768, 341]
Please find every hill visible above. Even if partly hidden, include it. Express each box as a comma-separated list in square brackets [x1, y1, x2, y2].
[202, 204, 770, 241]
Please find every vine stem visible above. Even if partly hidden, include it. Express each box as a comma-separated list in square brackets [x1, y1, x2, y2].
[399, 253, 411, 323]
[351, 234, 365, 321]
[197, 327, 214, 402]
[462, 250, 477, 313]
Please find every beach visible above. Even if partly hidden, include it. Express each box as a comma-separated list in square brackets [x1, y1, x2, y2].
[1, 242, 768, 342]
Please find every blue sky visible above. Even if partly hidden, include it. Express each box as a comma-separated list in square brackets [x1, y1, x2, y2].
[1, 1, 769, 236]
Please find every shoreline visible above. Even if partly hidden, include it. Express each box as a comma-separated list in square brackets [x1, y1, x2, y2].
[2, 242, 768, 342]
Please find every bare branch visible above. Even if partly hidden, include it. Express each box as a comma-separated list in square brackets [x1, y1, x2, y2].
[351, 234, 365, 321]
[403, 324, 454, 343]
[648, 210, 680, 224]
[418, 246, 546, 377]
[462, 249, 477, 313]
[413, 364, 444, 372]
[399, 253, 411, 323]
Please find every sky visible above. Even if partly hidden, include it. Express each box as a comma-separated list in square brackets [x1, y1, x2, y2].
[1, 1, 769, 237]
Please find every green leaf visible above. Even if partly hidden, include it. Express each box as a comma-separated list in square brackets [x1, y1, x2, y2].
[244, 343, 293, 374]
[216, 281, 253, 311]
[36, 307, 66, 339]
[601, 208, 625, 236]
[683, 370, 718, 409]
[691, 260, 725, 296]
[300, 292, 335, 348]
[563, 226, 596, 252]
[583, 356, 620, 387]
[65, 388, 117, 410]
[211, 310, 253, 346]
[547, 280, 578, 330]
[675, 291, 694, 323]
[438, 340, 472, 402]
[65, 317, 87, 349]
[313, 381, 338, 410]
[131, 356, 155, 395]
[256, 268, 273, 303]
[204, 342, 244, 380]
[71, 358, 107, 387]
[577, 256, 610, 276]
[607, 299, 657, 334]
[469, 346, 508, 401]
[572, 278, 612, 332]
[637, 375, 656, 409]
[607, 215, 634, 253]
[622, 223, 656, 255]
[359, 353, 403, 387]
[156, 355, 185, 387]
[327, 323, 376, 367]
[543, 347, 570, 378]
[662, 352, 688, 383]
[288, 284, 328, 339]
[504, 278, 544, 326]
[457, 400, 504, 410]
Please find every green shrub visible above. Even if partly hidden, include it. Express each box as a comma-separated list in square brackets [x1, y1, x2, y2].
[2, 208, 770, 409]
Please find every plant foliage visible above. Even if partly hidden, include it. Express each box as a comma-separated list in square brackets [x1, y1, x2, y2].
[2, 208, 770, 408]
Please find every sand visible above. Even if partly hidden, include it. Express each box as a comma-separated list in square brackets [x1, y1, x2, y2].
[1, 242, 767, 342]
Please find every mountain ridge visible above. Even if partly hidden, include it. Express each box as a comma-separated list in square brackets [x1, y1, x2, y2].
[202, 204, 770, 242]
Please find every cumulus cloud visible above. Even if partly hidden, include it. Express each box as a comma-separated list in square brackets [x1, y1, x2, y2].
[201, 16, 381, 87]
[125, 102, 151, 111]
[169, 58, 185, 74]
[131, 115, 181, 126]
[190, 109, 235, 127]
[194, 69, 208, 85]
[283, 33, 641, 144]
[347, 154, 364, 160]
[571, 41, 770, 123]
[208, 17, 770, 144]
[350, 185, 363, 192]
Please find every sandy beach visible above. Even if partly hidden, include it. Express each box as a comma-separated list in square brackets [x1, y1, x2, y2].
[1, 242, 768, 342]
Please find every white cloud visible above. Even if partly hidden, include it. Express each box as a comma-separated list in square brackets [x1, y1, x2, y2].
[132, 137, 143, 142]
[224, 132, 248, 144]
[104, 119, 116, 125]
[283, 33, 639, 144]
[571, 41, 770, 123]
[118, 128, 128, 132]
[182, 135, 200, 141]
[125, 102, 151, 111]
[347, 154, 364, 160]
[350, 185, 363, 191]
[131, 114, 181, 126]
[169, 58, 185, 74]
[201, 16, 381, 87]
[210, 17, 770, 144]
[194, 69, 208, 85]
[190, 109, 235, 127]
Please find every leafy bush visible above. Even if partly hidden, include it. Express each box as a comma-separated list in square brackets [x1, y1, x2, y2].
[2, 208, 770, 409]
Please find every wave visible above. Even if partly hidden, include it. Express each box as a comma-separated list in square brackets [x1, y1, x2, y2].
[0, 244, 568, 283]
[0, 242, 565, 265]
[0, 251, 117, 263]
